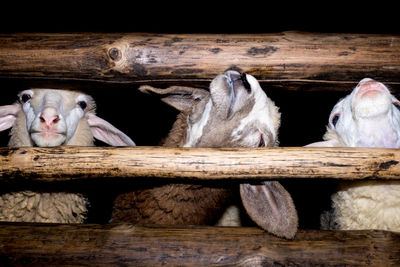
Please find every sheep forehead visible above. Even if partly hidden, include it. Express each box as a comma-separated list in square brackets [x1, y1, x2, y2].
[28, 89, 95, 113]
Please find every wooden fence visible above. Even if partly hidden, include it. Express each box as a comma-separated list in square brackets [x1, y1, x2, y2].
[1, 32, 400, 266]
[1, 146, 400, 181]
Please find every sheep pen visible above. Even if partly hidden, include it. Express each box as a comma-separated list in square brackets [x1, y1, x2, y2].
[0, 32, 400, 265]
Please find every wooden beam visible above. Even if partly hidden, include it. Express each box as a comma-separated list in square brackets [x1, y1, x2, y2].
[1, 32, 400, 91]
[0, 223, 398, 266]
[1, 146, 400, 181]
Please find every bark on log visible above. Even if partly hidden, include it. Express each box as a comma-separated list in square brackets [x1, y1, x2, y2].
[0, 223, 398, 266]
[1, 32, 400, 91]
[1, 146, 400, 181]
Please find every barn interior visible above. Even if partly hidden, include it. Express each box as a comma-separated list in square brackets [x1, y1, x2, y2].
[0, 5, 398, 230]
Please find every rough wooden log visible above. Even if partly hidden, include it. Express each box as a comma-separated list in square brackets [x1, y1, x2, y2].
[0, 146, 400, 181]
[1, 32, 400, 91]
[0, 223, 398, 266]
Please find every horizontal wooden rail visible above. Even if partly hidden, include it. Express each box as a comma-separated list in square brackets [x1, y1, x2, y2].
[0, 146, 400, 181]
[1, 32, 400, 91]
[0, 223, 398, 266]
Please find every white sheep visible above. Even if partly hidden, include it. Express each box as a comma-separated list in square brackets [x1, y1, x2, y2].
[112, 70, 298, 238]
[306, 78, 400, 231]
[0, 89, 135, 223]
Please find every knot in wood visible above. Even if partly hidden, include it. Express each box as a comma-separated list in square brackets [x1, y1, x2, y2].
[108, 47, 122, 61]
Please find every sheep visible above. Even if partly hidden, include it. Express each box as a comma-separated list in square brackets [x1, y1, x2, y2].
[0, 89, 135, 223]
[112, 70, 298, 238]
[306, 78, 400, 231]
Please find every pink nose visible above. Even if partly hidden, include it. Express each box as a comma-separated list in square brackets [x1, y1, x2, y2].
[39, 114, 60, 127]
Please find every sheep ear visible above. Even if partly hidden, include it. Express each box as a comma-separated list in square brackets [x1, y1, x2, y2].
[240, 181, 298, 239]
[0, 104, 20, 131]
[139, 85, 209, 112]
[85, 113, 136, 146]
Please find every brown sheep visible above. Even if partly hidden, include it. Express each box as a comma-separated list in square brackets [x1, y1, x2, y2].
[112, 70, 298, 238]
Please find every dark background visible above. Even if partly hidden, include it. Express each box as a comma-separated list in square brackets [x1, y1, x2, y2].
[0, 4, 398, 228]
[1, 3, 399, 34]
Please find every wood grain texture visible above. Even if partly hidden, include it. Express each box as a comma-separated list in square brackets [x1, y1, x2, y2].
[0, 223, 398, 266]
[0, 146, 399, 181]
[1, 32, 400, 91]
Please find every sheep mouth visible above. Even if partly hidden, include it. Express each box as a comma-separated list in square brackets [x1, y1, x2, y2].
[225, 73, 237, 118]
[224, 71, 250, 118]
[30, 131, 67, 147]
[358, 87, 387, 100]
[355, 80, 389, 101]
[30, 131, 66, 138]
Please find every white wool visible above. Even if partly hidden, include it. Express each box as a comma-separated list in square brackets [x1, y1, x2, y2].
[322, 128, 346, 147]
[323, 181, 400, 232]
[215, 205, 241, 226]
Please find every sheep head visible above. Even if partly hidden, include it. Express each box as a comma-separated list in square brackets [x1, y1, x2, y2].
[140, 70, 298, 238]
[140, 70, 280, 148]
[0, 89, 135, 147]
[307, 78, 400, 148]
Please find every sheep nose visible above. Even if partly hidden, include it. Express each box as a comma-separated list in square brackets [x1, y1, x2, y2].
[40, 114, 60, 127]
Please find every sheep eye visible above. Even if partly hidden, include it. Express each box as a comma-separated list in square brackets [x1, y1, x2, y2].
[241, 73, 251, 93]
[331, 114, 340, 127]
[78, 101, 87, 110]
[20, 94, 31, 103]
[393, 102, 400, 112]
